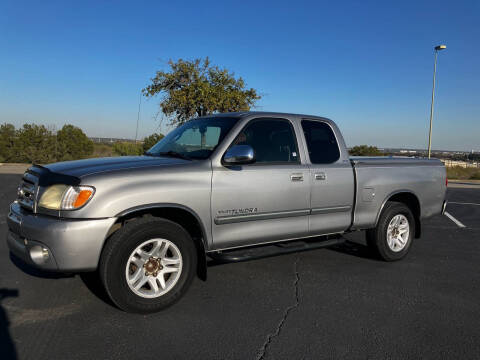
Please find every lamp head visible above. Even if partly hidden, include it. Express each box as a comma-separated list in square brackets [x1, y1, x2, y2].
[435, 45, 447, 51]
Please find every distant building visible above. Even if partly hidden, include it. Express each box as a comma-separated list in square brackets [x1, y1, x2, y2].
[89, 137, 141, 144]
[441, 159, 479, 168]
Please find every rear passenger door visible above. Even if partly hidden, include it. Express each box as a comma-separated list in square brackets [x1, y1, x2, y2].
[301, 120, 355, 235]
[211, 118, 310, 250]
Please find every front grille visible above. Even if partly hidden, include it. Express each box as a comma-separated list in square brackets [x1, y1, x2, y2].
[17, 172, 39, 212]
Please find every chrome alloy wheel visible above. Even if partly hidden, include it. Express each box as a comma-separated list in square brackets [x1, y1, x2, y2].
[386, 214, 410, 252]
[125, 239, 183, 298]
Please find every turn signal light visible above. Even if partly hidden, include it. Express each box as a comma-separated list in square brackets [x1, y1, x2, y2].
[62, 186, 95, 209]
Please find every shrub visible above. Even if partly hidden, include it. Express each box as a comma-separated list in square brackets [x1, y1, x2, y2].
[349, 145, 383, 156]
[0, 123, 97, 163]
[15, 124, 56, 163]
[143, 133, 164, 152]
[0, 123, 16, 162]
[56, 124, 94, 161]
[113, 142, 143, 156]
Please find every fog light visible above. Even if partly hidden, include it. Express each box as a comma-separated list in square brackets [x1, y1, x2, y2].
[29, 245, 50, 265]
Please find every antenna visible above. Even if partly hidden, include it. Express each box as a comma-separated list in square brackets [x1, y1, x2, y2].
[135, 92, 142, 143]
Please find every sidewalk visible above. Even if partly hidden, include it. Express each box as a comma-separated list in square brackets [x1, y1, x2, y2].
[0, 163, 31, 174]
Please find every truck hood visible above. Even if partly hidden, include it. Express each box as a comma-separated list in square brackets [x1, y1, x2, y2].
[43, 156, 189, 178]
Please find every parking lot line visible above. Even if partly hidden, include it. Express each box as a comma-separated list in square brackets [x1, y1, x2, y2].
[444, 211, 466, 228]
[448, 202, 480, 206]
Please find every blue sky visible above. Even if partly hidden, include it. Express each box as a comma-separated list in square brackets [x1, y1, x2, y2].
[1, 0, 479, 151]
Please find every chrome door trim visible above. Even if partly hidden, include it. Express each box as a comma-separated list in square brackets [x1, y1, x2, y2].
[215, 205, 353, 225]
[311, 205, 351, 215]
[214, 208, 310, 225]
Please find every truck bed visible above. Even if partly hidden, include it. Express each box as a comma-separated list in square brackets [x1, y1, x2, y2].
[350, 156, 446, 230]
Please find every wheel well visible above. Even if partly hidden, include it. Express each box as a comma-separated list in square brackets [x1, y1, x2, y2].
[108, 207, 207, 281]
[387, 192, 421, 238]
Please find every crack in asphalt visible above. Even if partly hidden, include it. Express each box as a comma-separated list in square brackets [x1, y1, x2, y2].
[256, 257, 300, 360]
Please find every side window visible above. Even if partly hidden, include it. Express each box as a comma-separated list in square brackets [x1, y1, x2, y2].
[232, 119, 299, 163]
[301, 120, 340, 164]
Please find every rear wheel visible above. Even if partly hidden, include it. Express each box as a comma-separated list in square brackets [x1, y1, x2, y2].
[99, 217, 197, 313]
[366, 201, 415, 261]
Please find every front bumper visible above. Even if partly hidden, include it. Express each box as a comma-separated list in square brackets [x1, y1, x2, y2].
[6, 202, 116, 272]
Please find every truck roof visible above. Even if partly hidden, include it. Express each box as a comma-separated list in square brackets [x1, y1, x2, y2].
[202, 111, 332, 122]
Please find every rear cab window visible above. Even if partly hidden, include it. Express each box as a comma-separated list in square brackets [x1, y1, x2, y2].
[301, 120, 340, 164]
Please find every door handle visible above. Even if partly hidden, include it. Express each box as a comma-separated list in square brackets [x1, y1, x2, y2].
[290, 173, 304, 182]
[315, 172, 326, 181]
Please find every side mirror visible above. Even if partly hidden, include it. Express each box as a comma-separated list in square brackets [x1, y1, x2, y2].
[223, 145, 255, 165]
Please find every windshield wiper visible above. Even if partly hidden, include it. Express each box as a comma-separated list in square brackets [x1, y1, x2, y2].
[158, 151, 192, 160]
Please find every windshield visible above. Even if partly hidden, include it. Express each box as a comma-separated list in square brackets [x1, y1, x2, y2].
[146, 117, 239, 160]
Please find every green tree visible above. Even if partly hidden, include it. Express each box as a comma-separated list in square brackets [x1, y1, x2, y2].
[142, 133, 164, 152]
[56, 124, 94, 161]
[0, 123, 16, 162]
[15, 124, 56, 163]
[113, 142, 143, 156]
[143, 57, 261, 127]
[349, 145, 383, 156]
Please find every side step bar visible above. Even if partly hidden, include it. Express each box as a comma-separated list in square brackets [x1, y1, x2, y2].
[208, 236, 345, 264]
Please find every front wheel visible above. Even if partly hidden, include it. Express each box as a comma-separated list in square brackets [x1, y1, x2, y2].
[366, 201, 415, 261]
[99, 218, 197, 313]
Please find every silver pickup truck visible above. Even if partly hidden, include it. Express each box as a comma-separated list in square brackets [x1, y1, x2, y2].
[7, 112, 447, 313]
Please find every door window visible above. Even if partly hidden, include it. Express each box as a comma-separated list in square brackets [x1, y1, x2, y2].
[231, 119, 299, 163]
[301, 120, 340, 164]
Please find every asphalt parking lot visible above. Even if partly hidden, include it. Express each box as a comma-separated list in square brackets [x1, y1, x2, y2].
[1, 173, 479, 360]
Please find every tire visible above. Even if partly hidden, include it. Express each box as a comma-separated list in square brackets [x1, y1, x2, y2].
[366, 201, 415, 261]
[99, 217, 197, 313]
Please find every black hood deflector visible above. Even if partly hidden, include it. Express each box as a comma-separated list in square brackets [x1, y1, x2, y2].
[28, 164, 81, 187]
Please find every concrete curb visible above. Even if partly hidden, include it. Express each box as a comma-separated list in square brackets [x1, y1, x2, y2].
[448, 180, 480, 189]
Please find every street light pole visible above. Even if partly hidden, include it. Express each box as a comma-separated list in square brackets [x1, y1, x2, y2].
[427, 44, 446, 158]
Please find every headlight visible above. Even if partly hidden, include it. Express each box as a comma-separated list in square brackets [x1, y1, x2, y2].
[38, 185, 95, 210]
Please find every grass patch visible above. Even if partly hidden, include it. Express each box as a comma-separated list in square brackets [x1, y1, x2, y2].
[92, 143, 114, 157]
[446, 166, 480, 180]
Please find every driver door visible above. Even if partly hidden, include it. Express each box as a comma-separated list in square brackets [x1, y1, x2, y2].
[211, 117, 310, 250]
